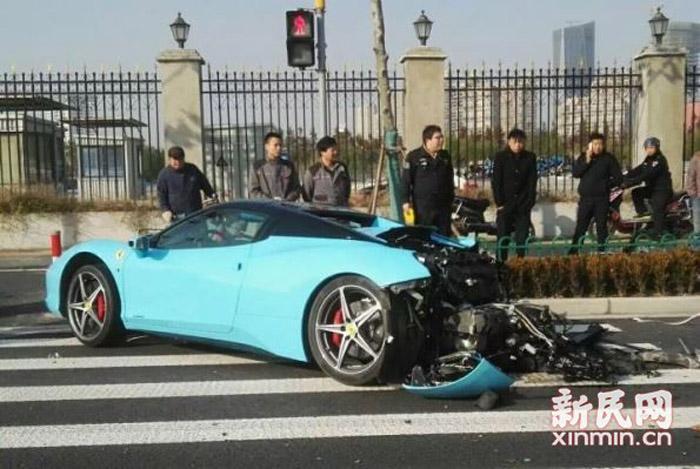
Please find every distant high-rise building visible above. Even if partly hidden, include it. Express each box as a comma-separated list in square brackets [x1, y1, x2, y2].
[663, 22, 700, 68]
[553, 22, 595, 95]
[553, 21, 596, 70]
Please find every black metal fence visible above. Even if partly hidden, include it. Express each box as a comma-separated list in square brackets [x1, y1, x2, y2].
[685, 65, 700, 173]
[445, 66, 641, 196]
[202, 66, 641, 199]
[201, 67, 404, 199]
[0, 71, 162, 201]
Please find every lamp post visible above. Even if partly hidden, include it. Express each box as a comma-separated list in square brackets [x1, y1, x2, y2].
[413, 10, 433, 46]
[648, 7, 669, 47]
[170, 12, 190, 49]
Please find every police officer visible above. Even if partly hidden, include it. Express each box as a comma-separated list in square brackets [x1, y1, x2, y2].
[302, 136, 351, 206]
[249, 132, 301, 201]
[157, 146, 217, 224]
[491, 128, 537, 261]
[401, 125, 454, 236]
[622, 137, 673, 238]
[570, 132, 623, 253]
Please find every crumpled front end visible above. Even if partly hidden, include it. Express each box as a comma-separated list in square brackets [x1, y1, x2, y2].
[379, 226, 689, 398]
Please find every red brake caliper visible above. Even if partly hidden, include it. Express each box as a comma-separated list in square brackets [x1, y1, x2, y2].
[95, 292, 106, 322]
[331, 308, 343, 347]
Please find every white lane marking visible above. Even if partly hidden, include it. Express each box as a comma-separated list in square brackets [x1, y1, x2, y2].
[600, 323, 623, 333]
[0, 337, 81, 348]
[1, 407, 698, 448]
[627, 343, 662, 351]
[0, 354, 270, 370]
[0, 324, 70, 338]
[2, 369, 699, 403]
[0, 268, 47, 273]
[512, 369, 700, 388]
[0, 378, 393, 402]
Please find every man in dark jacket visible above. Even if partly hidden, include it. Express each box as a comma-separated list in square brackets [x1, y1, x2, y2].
[302, 136, 351, 206]
[491, 128, 538, 260]
[157, 146, 216, 223]
[401, 125, 454, 236]
[622, 137, 673, 238]
[570, 132, 623, 253]
[249, 132, 301, 201]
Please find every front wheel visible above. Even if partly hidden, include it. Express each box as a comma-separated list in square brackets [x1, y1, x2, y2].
[65, 264, 123, 346]
[307, 275, 392, 385]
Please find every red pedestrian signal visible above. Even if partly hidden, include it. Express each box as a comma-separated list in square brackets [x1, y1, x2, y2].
[286, 10, 315, 68]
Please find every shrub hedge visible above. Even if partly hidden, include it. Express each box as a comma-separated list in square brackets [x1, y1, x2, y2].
[505, 249, 700, 298]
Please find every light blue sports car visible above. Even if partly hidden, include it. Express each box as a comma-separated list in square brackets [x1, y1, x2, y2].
[45, 201, 499, 385]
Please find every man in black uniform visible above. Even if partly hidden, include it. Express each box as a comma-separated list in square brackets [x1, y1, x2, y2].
[570, 132, 623, 253]
[249, 132, 301, 201]
[157, 146, 217, 224]
[491, 128, 538, 261]
[401, 125, 454, 236]
[302, 136, 351, 206]
[621, 137, 673, 239]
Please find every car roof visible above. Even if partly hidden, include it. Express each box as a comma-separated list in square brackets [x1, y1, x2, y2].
[213, 200, 383, 242]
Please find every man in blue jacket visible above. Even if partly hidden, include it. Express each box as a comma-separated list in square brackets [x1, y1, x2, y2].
[157, 146, 217, 224]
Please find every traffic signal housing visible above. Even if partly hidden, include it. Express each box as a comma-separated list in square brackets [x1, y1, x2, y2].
[286, 9, 315, 68]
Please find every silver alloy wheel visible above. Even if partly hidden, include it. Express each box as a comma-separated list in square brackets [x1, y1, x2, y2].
[67, 270, 107, 342]
[314, 284, 386, 376]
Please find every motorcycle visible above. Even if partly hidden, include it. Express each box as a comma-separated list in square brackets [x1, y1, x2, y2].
[599, 186, 694, 239]
[451, 195, 535, 237]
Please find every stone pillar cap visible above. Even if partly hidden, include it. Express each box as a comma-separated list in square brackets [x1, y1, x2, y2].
[634, 45, 687, 61]
[157, 49, 205, 65]
[400, 47, 447, 63]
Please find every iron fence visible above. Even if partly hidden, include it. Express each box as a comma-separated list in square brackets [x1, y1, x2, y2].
[0, 71, 162, 201]
[482, 232, 700, 261]
[445, 66, 642, 196]
[201, 67, 404, 199]
[685, 65, 700, 174]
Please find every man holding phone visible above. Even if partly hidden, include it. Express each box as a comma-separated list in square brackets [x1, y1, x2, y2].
[569, 132, 623, 253]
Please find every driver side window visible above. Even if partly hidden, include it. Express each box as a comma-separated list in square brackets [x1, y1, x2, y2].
[155, 208, 269, 249]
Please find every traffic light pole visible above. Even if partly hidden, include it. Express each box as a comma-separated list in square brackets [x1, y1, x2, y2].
[315, 0, 328, 137]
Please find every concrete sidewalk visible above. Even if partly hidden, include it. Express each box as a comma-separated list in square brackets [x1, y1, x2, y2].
[522, 296, 700, 319]
[0, 250, 52, 270]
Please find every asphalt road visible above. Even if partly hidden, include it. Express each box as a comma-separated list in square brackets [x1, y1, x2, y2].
[0, 270, 699, 468]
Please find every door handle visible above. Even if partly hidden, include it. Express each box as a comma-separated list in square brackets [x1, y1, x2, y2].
[237, 262, 242, 271]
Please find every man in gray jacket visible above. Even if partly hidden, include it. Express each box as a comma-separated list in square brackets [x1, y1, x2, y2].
[302, 136, 351, 206]
[249, 132, 300, 201]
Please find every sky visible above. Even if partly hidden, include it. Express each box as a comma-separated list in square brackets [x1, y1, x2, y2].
[1, 0, 698, 73]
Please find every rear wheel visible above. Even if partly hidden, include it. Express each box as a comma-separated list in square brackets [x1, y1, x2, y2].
[307, 275, 392, 385]
[65, 264, 123, 346]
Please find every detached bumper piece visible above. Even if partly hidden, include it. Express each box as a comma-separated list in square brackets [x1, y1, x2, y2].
[401, 302, 698, 399]
[403, 352, 513, 399]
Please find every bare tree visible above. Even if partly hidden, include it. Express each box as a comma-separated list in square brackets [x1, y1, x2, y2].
[369, 0, 401, 218]
[369, 0, 395, 135]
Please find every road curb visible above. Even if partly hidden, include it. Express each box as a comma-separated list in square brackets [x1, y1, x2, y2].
[522, 296, 700, 319]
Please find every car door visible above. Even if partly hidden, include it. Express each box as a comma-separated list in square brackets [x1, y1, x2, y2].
[122, 207, 270, 335]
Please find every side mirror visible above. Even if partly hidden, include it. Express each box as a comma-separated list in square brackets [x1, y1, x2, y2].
[128, 235, 151, 253]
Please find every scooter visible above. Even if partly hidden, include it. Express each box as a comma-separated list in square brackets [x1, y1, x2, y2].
[451, 195, 535, 237]
[452, 195, 497, 235]
[602, 186, 693, 238]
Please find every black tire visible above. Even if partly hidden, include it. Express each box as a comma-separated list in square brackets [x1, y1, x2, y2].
[306, 275, 394, 385]
[65, 264, 124, 347]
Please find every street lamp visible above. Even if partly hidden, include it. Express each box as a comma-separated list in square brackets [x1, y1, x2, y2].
[170, 12, 190, 49]
[413, 10, 433, 46]
[648, 7, 669, 47]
